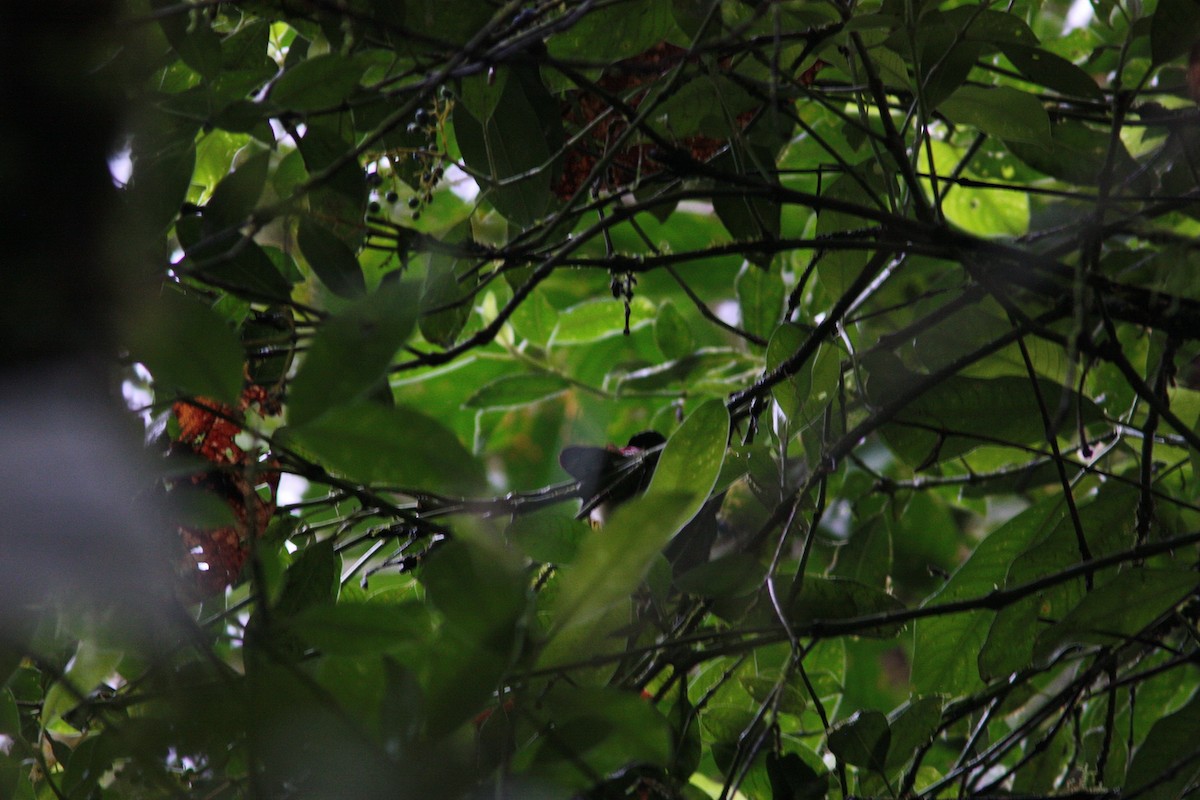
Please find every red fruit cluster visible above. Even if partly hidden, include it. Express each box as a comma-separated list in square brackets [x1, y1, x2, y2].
[552, 42, 752, 199]
[171, 386, 281, 600]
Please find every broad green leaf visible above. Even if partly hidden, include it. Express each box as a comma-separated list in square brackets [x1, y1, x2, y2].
[654, 300, 695, 361]
[645, 398, 730, 523]
[132, 291, 244, 404]
[41, 641, 123, 730]
[779, 577, 907, 638]
[419, 248, 477, 348]
[452, 66, 561, 227]
[1151, 0, 1200, 65]
[713, 143, 782, 259]
[296, 118, 367, 246]
[979, 484, 1139, 680]
[202, 148, 270, 234]
[1125, 688, 1200, 800]
[288, 602, 432, 655]
[274, 538, 339, 616]
[550, 296, 656, 345]
[767, 751, 829, 800]
[814, 169, 886, 297]
[287, 280, 418, 425]
[736, 262, 784, 342]
[189, 234, 295, 302]
[525, 686, 674, 790]
[509, 289, 558, 345]
[539, 492, 695, 666]
[767, 322, 807, 420]
[1006, 121, 1144, 188]
[831, 514, 892, 589]
[865, 353, 1101, 468]
[616, 348, 760, 393]
[463, 373, 570, 410]
[297, 217, 366, 298]
[927, 141, 1029, 237]
[885, 696, 943, 769]
[674, 553, 765, 598]
[284, 402, 487, 495]
[1033, 569, 1200, 661]
[269, 54, 365, 111]
[506, 506, 584, 564]
[543, 400, 729, 654]
[421, 538, 527, 647]
[1001, 44, 1104, 101]
[938, 86, 1050, 146]
[912, 496, 1063, 695]
[828, 710, 890, 772]
[547, 0, 677, 60]
[458, 67, 509, 122]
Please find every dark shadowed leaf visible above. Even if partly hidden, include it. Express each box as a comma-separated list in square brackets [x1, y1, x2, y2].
[297, 216, 366, 298]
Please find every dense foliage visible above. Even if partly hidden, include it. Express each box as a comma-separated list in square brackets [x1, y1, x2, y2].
[6, 0, 1200, 797]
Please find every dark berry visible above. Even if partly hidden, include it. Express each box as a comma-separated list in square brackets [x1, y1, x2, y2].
[368, 201, 381, 213]
[366, 172, 383, 187]
[386, 191, 399, 203]
[411, 211, 421, 221]
[408, 197, 420, 209]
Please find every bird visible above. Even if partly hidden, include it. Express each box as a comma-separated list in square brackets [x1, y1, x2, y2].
[558, 430, 722, 573]
[558, 431, 666, 527]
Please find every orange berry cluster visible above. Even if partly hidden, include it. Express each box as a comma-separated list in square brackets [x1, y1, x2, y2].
[170, 386, 281, 600]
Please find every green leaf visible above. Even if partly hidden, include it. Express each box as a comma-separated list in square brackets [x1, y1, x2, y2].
[132, 291, 245, 404]
[275, 539, 339, 617]
[938, 86, 1050, 145]
[526, 686, 674, 790]
[452, 66, 561, 227]
[1005, 121, 1144, 187]
[547, 0, 677, 60]
[506, 506, 584, 564]
[1001, 45, 1104, 101]
[654, 300, 695, 361]
[828, 710, 890, 772]
[736, 262, 784, 342]
[1125, 688, 1200, 800]
[202, 148, 270, 234]
[419, 248, 477, 348]
[780, 577, 907, 638]
[978, 484, 1139, 680]
[550, 296, 657, 345]
[189, 234, 295, 303]
[287, 280, 418, 425]
[288, 602, 432, 656]
[866, 354, 1101, 468]
[41, 641, 123, 730]
[284, 402, 487, 495]
[646, 398, 731, 524]
[911, 496, 1062, 695]
[421, 538, 527, 647]
[463, 373, 570, 410]
[1034, 569, 1200, 661]
[674, 553, 766, 598]
[766, 751, 829, 800]
[885, 697, 943, 769]
[1151, 0, 1200, 65]
[543, 400, 729, 655]
[509, 289, 558, 345]
[458, 67, 509, 122]
[713, 143, 782, 259]
[269, 54, 365, 111]
[297, 217, 366, 298]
